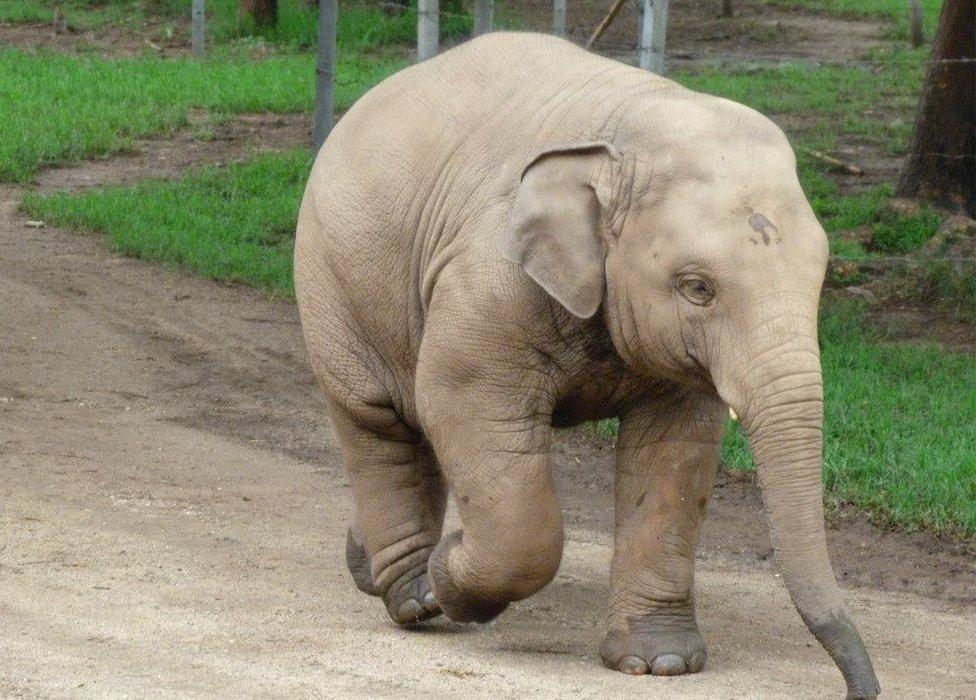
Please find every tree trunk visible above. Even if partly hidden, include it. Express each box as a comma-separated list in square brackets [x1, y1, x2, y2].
[239, 0, 277, 28]
[896, 0, 975, 215]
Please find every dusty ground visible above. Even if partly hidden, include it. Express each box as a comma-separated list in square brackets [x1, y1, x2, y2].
[1, 126, 975, 697]
[0, 17, 191, 58]
[33, 113, 312, 193]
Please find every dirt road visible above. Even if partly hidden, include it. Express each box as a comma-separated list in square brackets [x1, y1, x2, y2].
[1, 160, 973, 698]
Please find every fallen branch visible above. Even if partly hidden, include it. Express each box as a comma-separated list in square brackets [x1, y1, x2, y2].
[799, 147, 864, 176]
[585, 0, 628, 50]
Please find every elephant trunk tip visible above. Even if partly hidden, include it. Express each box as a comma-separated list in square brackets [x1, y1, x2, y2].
[801, 608, 880, 699]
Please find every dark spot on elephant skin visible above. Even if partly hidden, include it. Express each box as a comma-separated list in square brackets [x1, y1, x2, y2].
[461, 494, 470, 504]
[636, 491, 646, 507]
[748, 212, 780, 246]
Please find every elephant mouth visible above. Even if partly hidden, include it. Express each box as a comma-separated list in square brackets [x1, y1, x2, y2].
[682, 348, 717, 394]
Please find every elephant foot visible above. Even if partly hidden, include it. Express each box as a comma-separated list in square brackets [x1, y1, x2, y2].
[345, 527, 379, 596]
[383, 566, 442, 626]
[600, 622, 706, 677]
[427, 531, 509, 623]
[345, 527, 442, 626]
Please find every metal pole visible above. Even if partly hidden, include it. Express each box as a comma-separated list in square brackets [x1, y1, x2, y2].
[312, 0, 337, 152]
[651, 0, 669, 74]
[474, 0, 493, 35]
[191, 0, 205, 56]
[638, 0, 668, 74]
[908, 0, 924, 47]
[553, 0, 567, 38]
[417, 0, 439, 61]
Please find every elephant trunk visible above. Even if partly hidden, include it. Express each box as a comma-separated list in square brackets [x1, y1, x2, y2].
[717, 330, 880, 699]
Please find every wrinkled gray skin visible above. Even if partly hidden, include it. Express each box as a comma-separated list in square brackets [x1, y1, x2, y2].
[295, 33, 880, 698]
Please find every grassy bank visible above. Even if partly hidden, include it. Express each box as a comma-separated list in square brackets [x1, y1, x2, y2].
[767, 0, 945, 37]
[24, 150, 309, 294]
[0, 0, 471, 46]
[0, 49, 405, 182]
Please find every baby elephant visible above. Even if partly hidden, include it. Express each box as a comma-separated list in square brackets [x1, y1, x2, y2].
[295, 33, 879, 698]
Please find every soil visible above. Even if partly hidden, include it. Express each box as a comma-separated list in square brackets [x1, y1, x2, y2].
[33, 113, 312, 192]
[510, 0, 885, 64]
[0, 18, 190, 58]
[1, 126, 974, 696]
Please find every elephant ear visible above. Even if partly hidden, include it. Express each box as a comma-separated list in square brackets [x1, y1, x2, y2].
[500, 142, 621, 319]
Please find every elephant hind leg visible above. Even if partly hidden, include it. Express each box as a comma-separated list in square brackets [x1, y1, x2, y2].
[327, 395, 448, 626]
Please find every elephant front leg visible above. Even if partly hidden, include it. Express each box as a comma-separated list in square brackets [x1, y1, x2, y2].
[601, 390, 726, 677]
[415, 317, 563, 624]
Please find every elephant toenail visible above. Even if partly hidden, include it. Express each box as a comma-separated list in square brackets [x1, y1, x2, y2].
[650, 653, 687, 676]
[688, 650, 706, 673]
[422, 591, 439, 612]
[618, 656, 649, 675]
[397, 599, 425, 623]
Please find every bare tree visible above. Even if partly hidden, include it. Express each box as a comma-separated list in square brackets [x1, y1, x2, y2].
[896, 0, 975, 214]
[908, 0, 925, 47]
[239, 0, 277, 29]
[313, 0, 337, 152]
[721, 0, 733, 17]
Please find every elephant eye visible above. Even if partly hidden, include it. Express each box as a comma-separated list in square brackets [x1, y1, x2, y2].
[677, 275, 715, 306]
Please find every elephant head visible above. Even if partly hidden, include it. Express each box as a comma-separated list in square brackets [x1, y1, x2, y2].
[501, 95, 880, 698]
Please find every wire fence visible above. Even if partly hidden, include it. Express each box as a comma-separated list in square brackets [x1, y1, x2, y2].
[373, 0, 965, 74]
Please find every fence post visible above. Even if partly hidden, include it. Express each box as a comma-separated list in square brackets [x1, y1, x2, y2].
[908, 0, 924, 47]
[191, 0, 205, 56]
[417, 0, 439, 60]
[312, 0, 337, 152]
[638, 0, 668, 74]
[474, 0, 493, 35]
[553, 0, 567, 38]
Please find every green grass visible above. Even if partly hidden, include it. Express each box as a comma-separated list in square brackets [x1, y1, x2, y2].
[766, 0, 944, 38]
[872, 207, 941, 253]
[673, 45, 928, 156]
[0, 0, 140, 30]
[0, 0, 471, 47]
[724, 299, 975, 538]
[0, 47, 405, 182]
[23, 149, 309, 294]
[0, 0, 484, 182]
